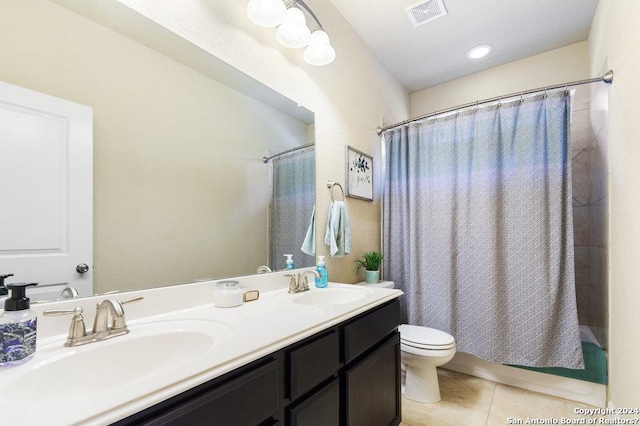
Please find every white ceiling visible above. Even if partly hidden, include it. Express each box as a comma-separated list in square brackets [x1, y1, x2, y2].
[328, 0, 599, 92]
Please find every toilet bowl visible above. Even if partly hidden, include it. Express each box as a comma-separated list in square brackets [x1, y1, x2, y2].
[399, 324, 456, 403]
[358, 280, 457, 403]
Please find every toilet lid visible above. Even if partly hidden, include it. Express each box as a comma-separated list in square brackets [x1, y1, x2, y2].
[399, 324, 455, 349]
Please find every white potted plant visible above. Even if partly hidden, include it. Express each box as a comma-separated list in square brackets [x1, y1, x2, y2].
[355, 251, 384, 284]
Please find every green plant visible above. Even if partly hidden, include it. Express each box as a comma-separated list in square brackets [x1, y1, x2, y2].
[355, 251, 384, 272]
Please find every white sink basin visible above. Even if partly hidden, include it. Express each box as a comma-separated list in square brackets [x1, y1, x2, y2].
[3, 319, 233, 401]
[293, 286, 374, 306]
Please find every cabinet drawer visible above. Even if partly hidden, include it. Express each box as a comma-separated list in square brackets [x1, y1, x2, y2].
[287, 378, 340, 426]
[141, 360, 279, 425]
[343, 299, 400, 364]
[288, 330, 340, 400]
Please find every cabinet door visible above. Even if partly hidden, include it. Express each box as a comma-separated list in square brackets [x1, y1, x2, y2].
[141, 360, 279, 426]
[345, 332, 401, 426]
[287, 378, 340, 426]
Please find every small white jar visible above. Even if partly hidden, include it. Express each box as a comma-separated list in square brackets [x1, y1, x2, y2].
[214, 280, 243, 308]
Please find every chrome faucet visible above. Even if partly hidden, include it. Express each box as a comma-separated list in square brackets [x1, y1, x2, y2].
[92, 298, 127, 340]
[256, 265, 272, 274]
[285, 270, 321, 293]
[44, 296, 143, 347]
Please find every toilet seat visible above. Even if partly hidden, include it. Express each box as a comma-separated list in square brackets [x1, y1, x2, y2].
[399, 324, 455, 350]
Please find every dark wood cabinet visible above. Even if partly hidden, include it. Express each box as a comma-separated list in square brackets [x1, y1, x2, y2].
[345, 332, 401, 426]
[343, 300, 400, 364]
[116, 358, 281, 426]
[287, 330, 341, 400]
[287, 378, 340, 426]
[114, 299, 400, 426]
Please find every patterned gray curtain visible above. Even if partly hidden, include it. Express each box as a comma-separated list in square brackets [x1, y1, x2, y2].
[383, 93, 583, 368]
[269, 146, 315, 270]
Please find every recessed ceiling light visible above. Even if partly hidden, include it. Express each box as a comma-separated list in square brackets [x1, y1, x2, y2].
[467, 44, 493, 59]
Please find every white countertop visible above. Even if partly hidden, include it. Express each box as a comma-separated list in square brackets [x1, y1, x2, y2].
[0, 272, 403, 426]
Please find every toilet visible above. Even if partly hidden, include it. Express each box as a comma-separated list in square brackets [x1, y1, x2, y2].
[398, 324, 456, 403]
[361, 280, 457, 403]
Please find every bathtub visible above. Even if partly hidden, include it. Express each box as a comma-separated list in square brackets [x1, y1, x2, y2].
[442, 326, 607, 407]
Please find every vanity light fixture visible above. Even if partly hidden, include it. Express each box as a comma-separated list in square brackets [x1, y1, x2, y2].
[466, 44, 493, 59]
[246, 0, 336, 66]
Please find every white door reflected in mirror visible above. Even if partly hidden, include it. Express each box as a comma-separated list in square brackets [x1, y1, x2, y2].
[0, 81, 93, 301]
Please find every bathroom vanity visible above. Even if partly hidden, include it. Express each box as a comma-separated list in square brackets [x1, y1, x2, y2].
[116, 299, 400, 426]
[0, 274, 403, 426]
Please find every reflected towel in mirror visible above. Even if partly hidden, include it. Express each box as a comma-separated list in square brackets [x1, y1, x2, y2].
[301, 206, 316, 256]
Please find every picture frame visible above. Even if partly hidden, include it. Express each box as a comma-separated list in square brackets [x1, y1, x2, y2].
[345, 145, 373, 202]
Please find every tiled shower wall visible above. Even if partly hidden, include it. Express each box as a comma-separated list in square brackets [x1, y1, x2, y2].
[571, 86, 609, 349]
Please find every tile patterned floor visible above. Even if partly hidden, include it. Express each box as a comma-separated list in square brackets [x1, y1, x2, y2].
[401, 369, 601, 426]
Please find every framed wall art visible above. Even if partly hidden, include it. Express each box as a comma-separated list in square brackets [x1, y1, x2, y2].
[345, 145, 373, 201]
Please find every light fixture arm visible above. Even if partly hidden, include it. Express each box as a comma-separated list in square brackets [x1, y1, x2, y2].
[288, 0, 324, 30]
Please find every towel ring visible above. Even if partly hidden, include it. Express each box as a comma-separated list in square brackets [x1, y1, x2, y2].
[327, 182, 345, 202]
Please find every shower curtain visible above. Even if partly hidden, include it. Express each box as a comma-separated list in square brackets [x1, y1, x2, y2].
[269, 146, 315, 271]
[383, 93, 583, 368]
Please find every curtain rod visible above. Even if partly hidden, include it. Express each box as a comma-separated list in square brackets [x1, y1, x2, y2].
[262, 143, 315, 163]
[376, 70, 614, 135]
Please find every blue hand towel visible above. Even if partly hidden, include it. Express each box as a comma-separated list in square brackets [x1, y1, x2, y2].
[324, 201, 351, 257]
[301, 206, 316, 256]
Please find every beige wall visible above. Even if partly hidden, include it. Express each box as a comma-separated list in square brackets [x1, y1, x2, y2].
[0, 0, 313, 291]
[410, 42, 589, 117]
[1, 0, 409, 288]
[588, 0, 640, 410]
[114, 0, 410, 283]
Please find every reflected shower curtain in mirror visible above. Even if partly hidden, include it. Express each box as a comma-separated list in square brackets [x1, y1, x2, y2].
[269, 146, 315, 271]
[383, 93, 583, 368]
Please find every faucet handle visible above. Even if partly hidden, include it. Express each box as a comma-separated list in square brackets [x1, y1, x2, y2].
[121, 296, 144, 305]
[284, 273, 299, 293]
[44, 307, 87, 344]
[95, 290, 120, 296]
[43, 307, 82, 315]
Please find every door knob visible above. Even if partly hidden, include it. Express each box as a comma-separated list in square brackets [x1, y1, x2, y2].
[76, 263, 90, 274]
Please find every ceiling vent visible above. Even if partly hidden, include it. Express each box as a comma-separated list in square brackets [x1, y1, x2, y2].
[405, 0, 448, 27]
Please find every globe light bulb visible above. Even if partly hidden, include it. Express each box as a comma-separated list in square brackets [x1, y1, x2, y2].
[303, 30, 336, 66]
[276, 7, 311, 48]
[247, 0, 287, 28]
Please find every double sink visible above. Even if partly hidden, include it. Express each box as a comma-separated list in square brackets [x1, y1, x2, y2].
[2, 284, 376, 412]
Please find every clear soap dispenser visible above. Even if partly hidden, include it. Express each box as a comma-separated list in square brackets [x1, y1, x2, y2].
[0, 282, 38, 367]
[284, 254, 295, 270]
[315, 255, 328, 288]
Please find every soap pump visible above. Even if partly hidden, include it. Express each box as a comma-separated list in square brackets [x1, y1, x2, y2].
[0, 274, 13, 310]
[0, 282, 38, 367]
[284, 254, 295, 270]
[315, 256, 328, 288]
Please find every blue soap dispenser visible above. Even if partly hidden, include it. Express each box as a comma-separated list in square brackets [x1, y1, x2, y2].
[0, 282, 38, 367]
[315, 255, 328, 288]
[284, 254, 295, 270]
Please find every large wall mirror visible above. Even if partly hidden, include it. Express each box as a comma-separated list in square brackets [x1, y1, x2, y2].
[0, 0, 316, 299]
